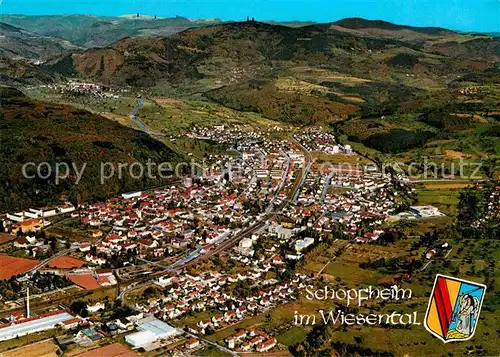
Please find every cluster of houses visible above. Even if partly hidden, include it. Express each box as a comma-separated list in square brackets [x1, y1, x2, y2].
[13, 232, 52, 257]
[472, 185, 499, 228]
[231, 220, 312, 264]
[289, 165, 400, 243]
[63, 81, 124, 99]
[70, 124, 314, 268]
[130, 270, 307, 351]
[200, 125, 309, 210]
[293, 127, 353, 155]
[74, 177, 268, 264]
[225, 329, 277, 352]
[33, 82, 129, 99]
[124, 214, 315, 354]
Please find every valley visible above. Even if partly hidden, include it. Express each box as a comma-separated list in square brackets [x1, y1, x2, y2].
[0, 12, 498, 357]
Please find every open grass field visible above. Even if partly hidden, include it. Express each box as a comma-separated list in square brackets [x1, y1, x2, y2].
[416, 189, 460, 205]
[0, 255, 39, 280]
[275, 77, 329, 94]
[198, 346, 233, 357]
[423, 182, 473, 189]
[301, 240, 414, 286]
[291, 67, 372, 84]
[141, 98, 271, 136]
[391, 217, 454, 236]
[416, 187, 461, 216]
[0, 339, 60, 357]
[243, 352, 292, 357]
[276, 326, 309, 346]
[44, 221, 96, 243]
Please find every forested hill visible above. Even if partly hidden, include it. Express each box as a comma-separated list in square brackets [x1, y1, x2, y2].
[0, 87, 182, 212]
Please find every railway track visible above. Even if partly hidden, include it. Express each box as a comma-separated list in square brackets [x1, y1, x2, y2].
[180, 219, 268, 269]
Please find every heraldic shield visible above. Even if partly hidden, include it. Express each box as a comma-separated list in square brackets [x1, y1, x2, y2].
[424, 274, 486, 343]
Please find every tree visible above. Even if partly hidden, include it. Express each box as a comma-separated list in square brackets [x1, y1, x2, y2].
[354, 335, 364, 344]
[49, 237, 57, 252]
[144, 286, 158, 299]
[70, 301, 88, 317]
[457, 187, 482, 226]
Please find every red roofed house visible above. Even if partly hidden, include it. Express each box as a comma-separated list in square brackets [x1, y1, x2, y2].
[62, 317, 81, 329]
[256, 338, 277, 352]
[185, 338, 200, 349]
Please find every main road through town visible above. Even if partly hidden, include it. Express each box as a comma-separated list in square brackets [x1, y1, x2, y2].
[118, 118, 313, 302]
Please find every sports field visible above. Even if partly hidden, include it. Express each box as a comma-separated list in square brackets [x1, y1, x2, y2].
[47, 256, 86, 269]
[66, 274, 100, 290]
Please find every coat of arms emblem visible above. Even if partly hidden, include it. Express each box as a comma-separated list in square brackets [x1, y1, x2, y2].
[424, 274, 486, 342]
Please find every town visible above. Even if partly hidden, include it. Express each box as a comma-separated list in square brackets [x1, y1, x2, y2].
[0, 120, 461, 356]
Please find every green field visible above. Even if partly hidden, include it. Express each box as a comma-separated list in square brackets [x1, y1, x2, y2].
[277, 326, 309, 346]
[416, 188, 461, 216]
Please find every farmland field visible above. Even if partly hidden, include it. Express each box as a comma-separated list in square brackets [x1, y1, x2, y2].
[416, 188, 461, 215]
[0, 339, 60, 357]
[74, 343, 140, 357]
[0, 255, 39, 280]
[0, 234, 16, 245]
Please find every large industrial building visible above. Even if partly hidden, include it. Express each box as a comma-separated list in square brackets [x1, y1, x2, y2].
[0, 310, 76, 341]
[125, 317, 178, 348]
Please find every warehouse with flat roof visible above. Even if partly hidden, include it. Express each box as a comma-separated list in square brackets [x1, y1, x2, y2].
[0, 311, 75, 341]
[125, 317, 178, 348]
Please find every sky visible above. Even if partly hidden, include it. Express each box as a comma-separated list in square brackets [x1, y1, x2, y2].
[1, 0, 499, 32]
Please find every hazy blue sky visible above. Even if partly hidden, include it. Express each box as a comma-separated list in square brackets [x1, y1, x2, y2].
[1, 0, 499, 32]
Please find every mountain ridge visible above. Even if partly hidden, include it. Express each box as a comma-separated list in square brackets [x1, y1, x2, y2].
[40, 20, 499, 88]
[0, 21, 79, 60]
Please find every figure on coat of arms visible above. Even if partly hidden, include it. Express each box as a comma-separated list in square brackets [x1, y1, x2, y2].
[454, 294, 479, 336]
[447, 294, 479, 338]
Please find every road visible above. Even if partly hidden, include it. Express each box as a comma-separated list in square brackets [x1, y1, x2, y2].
[26, 248, 72, 274]
[130, 97, 166, 137]
[265, 155, 290, 215]
[320, 172, 334, 203]
[290, 136, 313, 203]
[118, 147, 302, 298]
[419, 247, 454, 271]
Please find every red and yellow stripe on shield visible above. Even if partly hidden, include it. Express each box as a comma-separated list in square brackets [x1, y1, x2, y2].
[426, 276, 461, 339]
